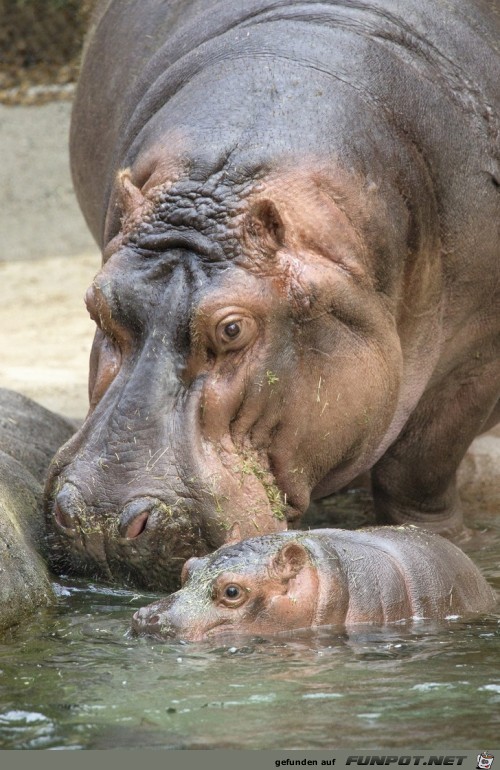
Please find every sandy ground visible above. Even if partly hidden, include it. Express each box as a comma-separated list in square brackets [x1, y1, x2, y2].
[0, 252, 99, 421]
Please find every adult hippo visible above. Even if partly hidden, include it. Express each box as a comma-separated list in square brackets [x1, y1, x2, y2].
[0, 389, 74, 633]
[131, 527, 498, 640]
[45, 0, 500, 590]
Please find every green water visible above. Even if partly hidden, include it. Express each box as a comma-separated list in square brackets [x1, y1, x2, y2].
[0, 499, 499, 749]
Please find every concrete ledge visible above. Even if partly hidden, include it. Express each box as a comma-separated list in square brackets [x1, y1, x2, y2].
[0, 102, 96, 261]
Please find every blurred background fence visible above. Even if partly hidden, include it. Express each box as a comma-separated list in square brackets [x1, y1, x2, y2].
[0, 0, 99, 261]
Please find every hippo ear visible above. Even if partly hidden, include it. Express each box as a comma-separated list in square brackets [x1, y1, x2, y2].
[225, 522, 243, 545]
[245, 199, 285, 253]
[270, 542, 308, 582]
[180, 556, 198, 586]
[117, 168, 146, 218]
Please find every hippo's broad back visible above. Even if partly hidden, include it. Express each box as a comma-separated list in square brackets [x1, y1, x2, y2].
[45, 0, 500, 589]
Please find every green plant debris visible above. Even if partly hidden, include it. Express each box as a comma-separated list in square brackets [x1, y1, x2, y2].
[266, 370, 279, 385]
[238, 451, 286, 520]
[265, 484, 286, 520]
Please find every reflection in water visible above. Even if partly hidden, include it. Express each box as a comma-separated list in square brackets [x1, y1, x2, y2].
[0, 495, 498, 749]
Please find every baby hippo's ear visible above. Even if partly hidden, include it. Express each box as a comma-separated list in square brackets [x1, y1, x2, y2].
[180, 556, 200, 586]
[270, 542, 308, 582]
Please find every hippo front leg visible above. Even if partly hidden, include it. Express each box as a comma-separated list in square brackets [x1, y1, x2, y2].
[372, 358, 500, 538]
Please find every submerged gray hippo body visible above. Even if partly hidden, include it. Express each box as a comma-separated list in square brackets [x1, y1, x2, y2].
[46, 0, 500, 589]
[0, 389, 74, 633]
[132, 527, 497, 640]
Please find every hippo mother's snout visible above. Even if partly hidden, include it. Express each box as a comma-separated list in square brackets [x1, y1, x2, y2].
[45, 465, 227, 590]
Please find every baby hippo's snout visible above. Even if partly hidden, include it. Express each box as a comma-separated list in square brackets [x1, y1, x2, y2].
[132, 601, 177, 639]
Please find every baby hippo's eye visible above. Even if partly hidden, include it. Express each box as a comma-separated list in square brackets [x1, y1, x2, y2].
[219, 582, 247, 607]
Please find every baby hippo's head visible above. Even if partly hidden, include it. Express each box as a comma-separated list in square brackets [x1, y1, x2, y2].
[131, 533, 319, 641]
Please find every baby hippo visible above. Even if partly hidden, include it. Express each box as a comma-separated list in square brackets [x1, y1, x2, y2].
[131, 527, 497, 641]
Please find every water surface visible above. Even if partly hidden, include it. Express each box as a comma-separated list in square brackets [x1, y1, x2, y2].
[1, 496, 498, 750]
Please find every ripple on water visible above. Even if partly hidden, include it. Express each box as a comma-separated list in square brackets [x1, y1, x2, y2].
[0, 709, 56, 750]
[0, 510, 498, 749]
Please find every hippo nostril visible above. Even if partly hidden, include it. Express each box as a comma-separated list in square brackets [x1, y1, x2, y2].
[54, 500, 72, 529]
[131, 609, 144, 634]
[118, 497, 158, 539]
[125, 510, 149, 539]
[131, 607, 163, 636]
[53, 483, 85, 531]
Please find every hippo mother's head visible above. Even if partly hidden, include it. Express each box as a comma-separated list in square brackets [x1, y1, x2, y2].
[44, 159, 407, 590]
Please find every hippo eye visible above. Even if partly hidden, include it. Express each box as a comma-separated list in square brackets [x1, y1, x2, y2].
[213, 313, 258, 352]
[219, 582, 247, 607]
[223, 322, 241, 339]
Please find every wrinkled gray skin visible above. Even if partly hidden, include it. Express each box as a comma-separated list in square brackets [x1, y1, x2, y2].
[132, 527, 497, 640]
[46, 0, 500, 591]
[0, 389, 75, 633]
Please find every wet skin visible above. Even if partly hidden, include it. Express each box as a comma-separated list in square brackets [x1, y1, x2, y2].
[45, 0, 500, 590]
[131, 527, 498, 640]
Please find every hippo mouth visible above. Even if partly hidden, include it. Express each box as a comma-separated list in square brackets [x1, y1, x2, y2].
[130, 609, 234, 641]
[43, 441, 295, 592]
[44, 481, 227, 590]
[47, 510, 204, 591]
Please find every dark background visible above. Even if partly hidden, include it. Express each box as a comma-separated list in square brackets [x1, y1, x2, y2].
[0, 0, 97, 104]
